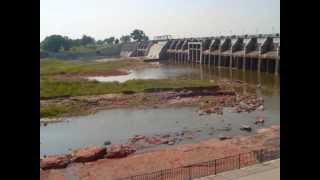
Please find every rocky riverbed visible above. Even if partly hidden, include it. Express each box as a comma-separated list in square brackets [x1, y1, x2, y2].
[40, 125, 279, 180]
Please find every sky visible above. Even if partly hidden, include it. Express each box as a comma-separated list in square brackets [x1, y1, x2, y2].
[40, 0, 280, 41]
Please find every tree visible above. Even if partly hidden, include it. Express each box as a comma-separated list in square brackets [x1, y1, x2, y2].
[41, 35, 66, 52]
[71, 39, 82, 47]
[81, 35, 95, 46]
[103, 37, 115, 45]
[62, 36, 72, 51]
[114, 38, 119, 44]
[120, 35, 131, 43]
[130, 29, 149, 42]
[96, 40, 104, 45]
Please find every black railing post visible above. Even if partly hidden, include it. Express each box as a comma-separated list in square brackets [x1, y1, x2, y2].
[238, 153, 241, 169]
[260, 149, 264, 162]
[214, 159, 217, 175]
[160, 170, 164, 180]
[188, 166, 192, 180]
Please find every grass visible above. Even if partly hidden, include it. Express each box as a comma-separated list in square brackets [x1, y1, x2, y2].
[40, 58, 134, 76]
[40, 78, 214, 98]
[40, 104, 76, 118]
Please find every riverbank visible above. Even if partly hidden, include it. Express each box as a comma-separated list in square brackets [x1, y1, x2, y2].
[40, 58, 262, 118]
[40, 78, 259, 119]
[40, 125, 279, 180]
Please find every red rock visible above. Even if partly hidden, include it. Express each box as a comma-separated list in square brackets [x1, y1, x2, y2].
[145, 136, 163, 145]
[40, 155, 70, 170]
[107, 144, 136, 158]
[255, 116, 265, 124]
[129, 135, 145, 143]
[71, 146, 106, 163]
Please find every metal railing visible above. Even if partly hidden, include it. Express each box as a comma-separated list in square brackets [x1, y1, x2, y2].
[116, 146, 279, 180]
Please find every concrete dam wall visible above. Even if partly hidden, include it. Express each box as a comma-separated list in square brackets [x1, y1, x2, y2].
[120, 33, 280, 75]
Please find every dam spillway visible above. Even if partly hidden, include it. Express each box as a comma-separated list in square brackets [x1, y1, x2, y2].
[120, 33, 280, 75]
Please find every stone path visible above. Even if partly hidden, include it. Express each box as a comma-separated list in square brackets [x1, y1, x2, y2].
[196, 159, 280, 180]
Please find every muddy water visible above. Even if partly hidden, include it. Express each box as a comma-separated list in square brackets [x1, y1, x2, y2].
[40, 61, 279, 156]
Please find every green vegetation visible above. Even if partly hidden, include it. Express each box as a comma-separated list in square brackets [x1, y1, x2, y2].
[120, 35, 131, 43]
[40, 58, 133, 76]
[40, 104, 75, 118]
[40, 29, 149, 55]
[40, 59, 213, 98]
[40, 29, 149, 57]
[130, 29, 149, 42]
[41, 78, 213, 99]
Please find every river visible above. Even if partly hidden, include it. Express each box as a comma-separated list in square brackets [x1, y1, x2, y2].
[40, 60, 279, 156]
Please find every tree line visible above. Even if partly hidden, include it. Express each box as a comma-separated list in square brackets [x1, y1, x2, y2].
[40, 29, 149, 52]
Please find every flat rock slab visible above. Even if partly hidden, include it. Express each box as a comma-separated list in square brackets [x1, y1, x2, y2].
[40, 155, 70, 170]
[71, 146, 106, 163]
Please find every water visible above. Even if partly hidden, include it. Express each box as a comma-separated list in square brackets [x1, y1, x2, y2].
[86, 65, 196, 83]
[40, 61, 279, 156]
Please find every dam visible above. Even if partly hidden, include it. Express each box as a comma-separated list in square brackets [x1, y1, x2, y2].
[120, 34, 280, 75]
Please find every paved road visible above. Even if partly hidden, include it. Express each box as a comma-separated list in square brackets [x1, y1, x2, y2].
[196, 159, 280, 180]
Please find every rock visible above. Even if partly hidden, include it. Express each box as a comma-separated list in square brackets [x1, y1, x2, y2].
[104, 140, 111, 146]
[235, 80, 244, 84]
[71, 146, 106, 163]
[255, 116, 265, 124]
[217, 109, 223, 115]
[257, 105, 264, 111]
[168, 140, 175, 145]
[219, 135, 232, 140]
[203, 108, 214, 114]
[240, 125, 252, 132]
[129, 135, 145, 143]
[145, 136, 162, 145]
[161, 139, 169, 144]
[161, 134, 170, 138]
[106, 144, 136, 158]
[40, 155, 70, 170]
[257, 97, 264, 103]
[239, 102, 250, 109]
[218, 126, 232, 131]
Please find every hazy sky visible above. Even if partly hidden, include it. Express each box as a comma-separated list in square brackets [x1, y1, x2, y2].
[40, 0, 280, 41]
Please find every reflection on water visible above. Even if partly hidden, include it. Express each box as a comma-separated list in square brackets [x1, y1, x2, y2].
[86, 66, 196, 83]
[88, 61, 279, 93]
[40, 60, 280, 156]
[168, 62, 280, 96]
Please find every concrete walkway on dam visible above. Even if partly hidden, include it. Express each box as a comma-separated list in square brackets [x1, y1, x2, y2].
[196, 159, 280, 180]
